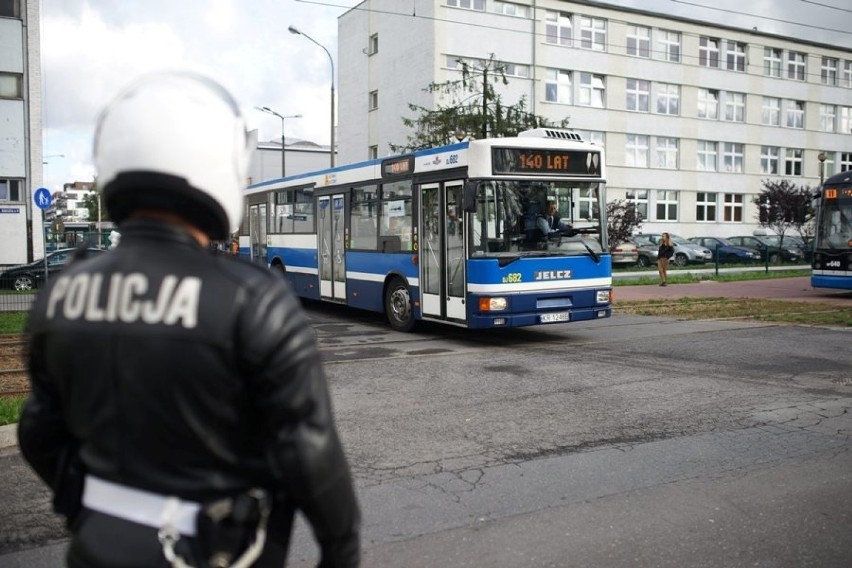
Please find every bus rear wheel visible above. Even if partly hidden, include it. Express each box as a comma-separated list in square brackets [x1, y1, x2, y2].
[385, 277, 415, 332]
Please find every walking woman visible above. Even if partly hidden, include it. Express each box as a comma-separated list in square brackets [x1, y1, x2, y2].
[657, 233, 675, 286]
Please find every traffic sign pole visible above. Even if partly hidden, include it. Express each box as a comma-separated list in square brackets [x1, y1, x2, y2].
[34, 188, 53, 284]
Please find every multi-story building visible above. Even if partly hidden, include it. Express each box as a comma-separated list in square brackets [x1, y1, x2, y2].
[338, 0, 852, 237]
[0, 0, 43, 265]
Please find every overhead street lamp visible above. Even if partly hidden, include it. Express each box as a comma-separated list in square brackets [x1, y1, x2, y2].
[256, 107, 302, 178]
[818, 152, 827, 186]
[288, 24, 335, 168]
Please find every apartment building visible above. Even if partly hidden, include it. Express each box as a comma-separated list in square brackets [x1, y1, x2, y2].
[338, 0, 852, 238]
[0, 0, 42, 265]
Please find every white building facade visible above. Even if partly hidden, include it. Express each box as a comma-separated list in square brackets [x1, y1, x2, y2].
[0, 0, 43, 265]
[338, 0, 852, 238]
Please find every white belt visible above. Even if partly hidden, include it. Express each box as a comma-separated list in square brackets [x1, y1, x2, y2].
[82, 475, 201, 536]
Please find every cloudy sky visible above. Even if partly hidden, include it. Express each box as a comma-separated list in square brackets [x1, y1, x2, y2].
[39, 0, 851, 192]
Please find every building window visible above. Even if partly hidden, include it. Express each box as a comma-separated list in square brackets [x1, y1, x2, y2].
[761, 146, 780, 175]
[723, 92, 745, 122]
[843, 61, 852, 88]
[578, 73, 605, 107]
[697, 88, 718, 120]
[723, 194, 743, 222]
[697, 140, 718, 171]
[657, 29, 680, 62]
[655, 137, 678, 169]
[820, 151, 836, 178]
[368, 33, 378, 55]
[786, 51, 806, 81]
[446, 0, 484, 10]
[368, 146, 378, 160]
[0, 0, 20, 18]
[840, 107, 852, 134]
[841, 153, 852, 172]
[722, 142, 744, 173]
[625, 134, 649, 167]
[574, 130, 605, 146]
[0, 179, 22, 201]
[655, 83, 679, 115]
[762, 97, 781, 126]
[490, 1, 529, 17]
[502, 62, 530, 78]
[369, 90, 378, 111]
[545, 68, 572, 104]
[785, 100, 804, 129]
[0, 73, 23, 99]
[821, 57, 838, 86]
[764, 48, 782, 77]
[625, 78, 649, 112]
[579, 16, 606, 51]
[656, 190, 678, 221]
[725, 41, 746, 72]
[545, 11, 572, 46]
[626, 25, 650, 57]
[696, 192, 717, 222]
[785, 148, 803, 176]
[699, 37, 719, 68]
[820, 105, 837, 132]
[626, 189, 648, 220]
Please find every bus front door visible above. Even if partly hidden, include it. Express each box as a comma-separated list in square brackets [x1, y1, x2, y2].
[419, 181, 466, 323]
[249, 203, 267, 264]
[317, 193, 346, 302]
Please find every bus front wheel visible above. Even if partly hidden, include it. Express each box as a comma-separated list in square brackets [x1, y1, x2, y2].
[385, 277, 415, 332]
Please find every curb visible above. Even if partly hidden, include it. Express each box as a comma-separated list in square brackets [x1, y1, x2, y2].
[0, 422, 17, 450]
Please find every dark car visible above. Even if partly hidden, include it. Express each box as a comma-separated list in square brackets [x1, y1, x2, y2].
[0, 247, 106, 291]
[688, 237, 761, 264]
[727, 235, 802, 263]
[627, 236, 659, 267]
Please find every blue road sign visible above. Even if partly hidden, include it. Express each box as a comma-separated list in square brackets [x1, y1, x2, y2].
[34, 187, 52, 210]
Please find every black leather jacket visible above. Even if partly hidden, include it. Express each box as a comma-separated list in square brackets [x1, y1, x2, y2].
[19, 219, 359, 565]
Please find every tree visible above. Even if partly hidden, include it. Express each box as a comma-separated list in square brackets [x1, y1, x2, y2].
[754, 179, 814, 243]
[80, 182, 109, 223]
[606, 199, 642, 249]
[389, 54, 569, 153]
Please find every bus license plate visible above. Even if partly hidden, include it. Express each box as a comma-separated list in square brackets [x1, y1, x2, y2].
[541, 312, 570, 323]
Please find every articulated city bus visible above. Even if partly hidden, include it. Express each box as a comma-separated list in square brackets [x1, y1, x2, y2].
[240, 128, 612, 330]
[811, 171, 852, 290]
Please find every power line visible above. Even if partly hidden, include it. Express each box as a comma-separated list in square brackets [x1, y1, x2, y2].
[800, 0, 852, 14]
[668, 0, 852, 35]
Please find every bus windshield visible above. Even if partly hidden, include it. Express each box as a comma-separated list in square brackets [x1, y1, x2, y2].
[814, 196, 852, 251]
[469, 180, 604, 258]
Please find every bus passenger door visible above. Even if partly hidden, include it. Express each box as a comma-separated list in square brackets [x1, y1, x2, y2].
[249, 203, 267, 264]
[419, 181, 466, 323]
[317, 193, 347, 302]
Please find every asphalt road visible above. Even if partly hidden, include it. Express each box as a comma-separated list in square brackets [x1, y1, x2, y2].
[1, 294, 850, 567]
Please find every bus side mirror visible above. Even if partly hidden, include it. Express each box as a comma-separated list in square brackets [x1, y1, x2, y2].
[462, 181, 477, 212]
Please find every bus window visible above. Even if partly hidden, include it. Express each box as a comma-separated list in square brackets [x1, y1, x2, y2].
[351, 184, 378, 250]
[381, 180, 413, 250]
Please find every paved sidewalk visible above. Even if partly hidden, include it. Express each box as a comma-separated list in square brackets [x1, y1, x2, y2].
[614, 276, 852, 305]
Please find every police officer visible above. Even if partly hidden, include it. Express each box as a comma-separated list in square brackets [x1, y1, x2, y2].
[18, 71, 360, 567]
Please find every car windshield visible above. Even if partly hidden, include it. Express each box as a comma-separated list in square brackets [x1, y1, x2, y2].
[469, 180, 605, 258]
[668, 234, 691, 245]
[762, 235, 798, 247]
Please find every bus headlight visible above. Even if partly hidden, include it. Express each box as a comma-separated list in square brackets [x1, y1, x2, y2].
[596, 290, 611, 304]
[479, 297, 508, 311]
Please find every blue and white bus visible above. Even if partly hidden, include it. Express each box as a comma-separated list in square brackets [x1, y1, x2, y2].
[240, 128, 612, 330]
[811, 171, 852, 290]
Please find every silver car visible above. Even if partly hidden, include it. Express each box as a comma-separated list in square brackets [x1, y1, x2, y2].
[637, 233, 712, 266]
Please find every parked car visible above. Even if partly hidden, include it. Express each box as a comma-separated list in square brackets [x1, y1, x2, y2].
[626, 236, 659, 267]
[610, 240, 639, 267]
[636, 233, 712, 266]
[0, 247, 106, 291]
[727, 235, 802, 263]
[688, 236, 762, 264]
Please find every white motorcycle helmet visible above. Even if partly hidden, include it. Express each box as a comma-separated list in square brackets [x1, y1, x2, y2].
[94, 71, 250, 240]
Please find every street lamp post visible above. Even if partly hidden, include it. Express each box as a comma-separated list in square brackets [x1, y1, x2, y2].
[256, 107, 302, 178]
[818, 152, 826, 186]
[288, 25, 335, 168]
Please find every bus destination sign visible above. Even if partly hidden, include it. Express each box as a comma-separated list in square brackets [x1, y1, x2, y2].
[824, 187, 852, 199]
[492, 148, 601, 176]
[381, 156, 414, 178]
